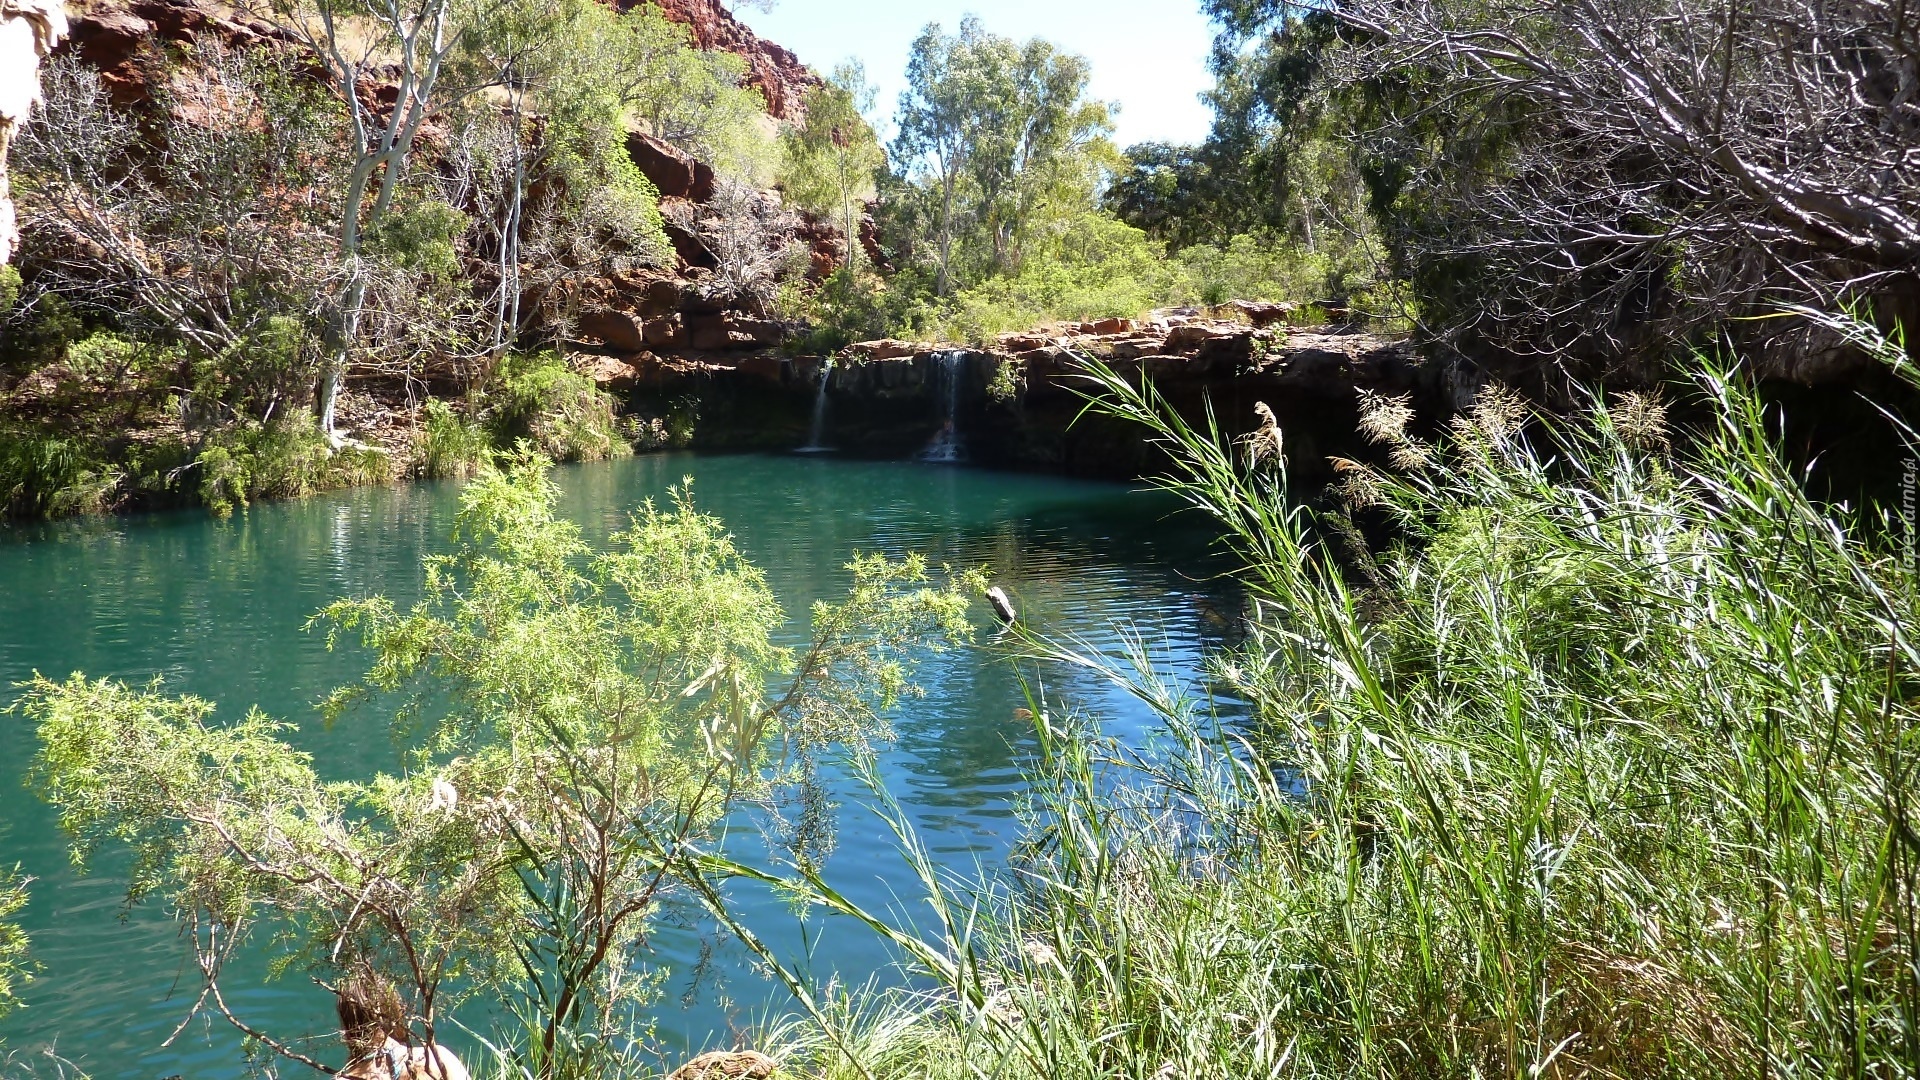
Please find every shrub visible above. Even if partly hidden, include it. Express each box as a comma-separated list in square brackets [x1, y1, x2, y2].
[194, 421, 396, 517]
[936, 215, 1181, 342]
[0, 290, 84, 375]
[0, 431, 120, 518]
[17, 454, 979, 1080]
[415, 398, 493, 480]
[491, 352, 630, 463]
[64, 331, 184, 386]
[0, 869, 26, 1025]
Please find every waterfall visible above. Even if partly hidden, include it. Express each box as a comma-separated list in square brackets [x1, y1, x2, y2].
[797, 359, 833, 452]
[921, 350, 966, 463]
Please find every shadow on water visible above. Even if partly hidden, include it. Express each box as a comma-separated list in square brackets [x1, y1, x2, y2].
[0, 453, 1241, 1075]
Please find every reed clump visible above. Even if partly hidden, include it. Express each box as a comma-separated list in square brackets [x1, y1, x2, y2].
[786, 365, 1920, 1080]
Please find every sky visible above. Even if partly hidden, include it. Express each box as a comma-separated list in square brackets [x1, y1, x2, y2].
[734, 0, 1220, 149]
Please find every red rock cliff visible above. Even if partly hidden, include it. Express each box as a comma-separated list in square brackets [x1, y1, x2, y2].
[634, 0, 819, 120]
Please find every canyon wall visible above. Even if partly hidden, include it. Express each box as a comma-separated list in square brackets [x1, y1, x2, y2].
[596, 318, 1442, 483]
[641, 0, 819, 119]
[0, 0, 67, 264]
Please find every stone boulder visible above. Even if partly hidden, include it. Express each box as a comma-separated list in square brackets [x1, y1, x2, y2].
[997, 333, 1055, 352]
[1107, 335, 1170, 361]
[639, 277, 685, 318]
[1228, 300, 1298, 328]
[723, 314, 788, 347]
[626, 132, 716, 203]
[644, 314, 688, 350]
[579, 309, 648, 353]
[1166, 323, 1241, 351]
[576, 354, 641, 393]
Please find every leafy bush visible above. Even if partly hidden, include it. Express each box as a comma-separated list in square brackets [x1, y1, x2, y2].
[936, 215, 1179, 341]
[0, 431, 119, 518]
[491, 352, 630, 463]
[0, 869, 29, 1025]
[363, 200, 468, 287]
[0, 290, 84, 376]
[194, 421, 395, 518]
[18, 453, 979, 1079]
[790, 267, 947, 353]
[804, 211, 1401, 344]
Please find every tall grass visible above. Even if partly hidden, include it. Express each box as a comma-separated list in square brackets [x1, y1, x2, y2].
[0, 432, 118, 518]
[415, 397, 494, 480]
[750, 362, 1919, 1079]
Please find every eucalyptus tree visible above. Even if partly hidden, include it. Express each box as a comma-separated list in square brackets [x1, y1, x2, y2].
[609, 5, 771, 177]
[269, 0, 517, 440]
[19, 452, 981, 1078]
[445, 0, 675, 358]
[782, 63, 887, 275]
[892, 18, 1115, 294]
[969, 36, 1115, 277]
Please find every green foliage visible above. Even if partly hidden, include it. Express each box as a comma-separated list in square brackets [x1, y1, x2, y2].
[890, 17, 1117, 294]
[20, 452, 980, 1078]
[788, 268, 942, 353]
[783, 364, 1920, 1079]
[0, 266, 18, 315]
[0, 417, 398, 521]
[62, 330, 185, 386]
[1103, 141, 1267, 249]
[0, 869, 29, 1025]
[588, 157, 675, 269]
[0, 291, 84, 375]
[1172, 227, 1384, 309]
[938, 214, 1177, 340]
[16, 50, 348, 418]
[364, 201, 468, 287]
[416, 398, 494, 481]
[0, 431, 119, 519]
[194, 421, 396, 518]
[815, 213, 1377, 344]
[490, 352, 630, 463]
[606, 2, 774, 180]
[782, 65, 887, 276]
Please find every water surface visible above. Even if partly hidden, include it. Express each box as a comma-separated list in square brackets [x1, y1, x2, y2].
[0, 453, 1238, 1077]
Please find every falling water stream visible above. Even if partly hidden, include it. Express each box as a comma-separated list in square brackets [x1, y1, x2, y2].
[798, 359, 834, 452]
[921, 351, 967, 463]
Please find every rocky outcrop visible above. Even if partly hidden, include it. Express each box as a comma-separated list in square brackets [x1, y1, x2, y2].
[61, 0, 290, 103]
[0, 0, 68, 264]
[607, 314, 1433, 482]
[639, 0, 819, 120]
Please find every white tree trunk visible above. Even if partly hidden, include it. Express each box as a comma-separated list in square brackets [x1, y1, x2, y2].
[0, 0, 67, 265]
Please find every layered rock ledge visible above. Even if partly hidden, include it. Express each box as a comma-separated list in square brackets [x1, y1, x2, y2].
[585, 312, 1461, 483]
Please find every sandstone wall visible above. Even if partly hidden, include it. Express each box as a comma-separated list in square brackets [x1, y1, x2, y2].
[0, 0, 67, 264]
[641, 0, 819, 120]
